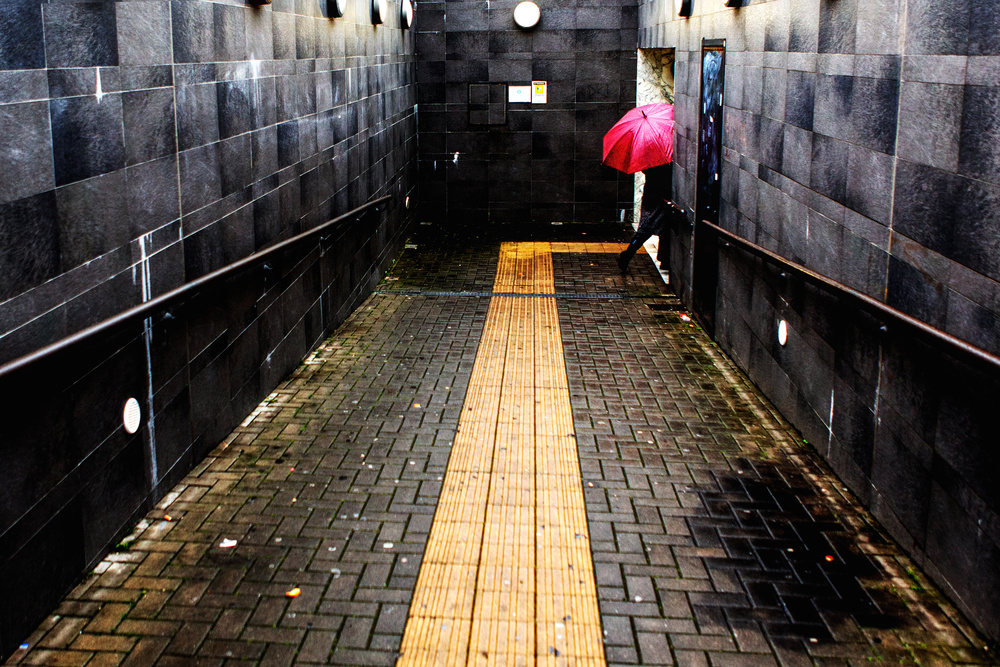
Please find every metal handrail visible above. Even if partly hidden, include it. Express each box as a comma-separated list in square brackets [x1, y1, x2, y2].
[697, 218, 1000, 372]
[0, 196, 392, 379]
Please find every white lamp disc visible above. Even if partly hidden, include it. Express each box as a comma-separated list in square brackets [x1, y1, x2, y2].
[513, 1, 540, 29]
[123, 398, 142, 434]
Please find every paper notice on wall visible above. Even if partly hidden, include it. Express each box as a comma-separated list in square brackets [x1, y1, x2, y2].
[509, 85, 531, 103]
[532, 81, 547, 104]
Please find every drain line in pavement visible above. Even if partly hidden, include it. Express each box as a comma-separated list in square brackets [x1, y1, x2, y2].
[376, 290, 671, 299]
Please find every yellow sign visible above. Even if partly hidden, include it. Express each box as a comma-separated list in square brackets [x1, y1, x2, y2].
[531, 80, 547, 104]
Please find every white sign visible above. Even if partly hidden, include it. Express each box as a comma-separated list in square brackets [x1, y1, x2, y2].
[508, 85, 531, 103]
[532, 80, 547, 104]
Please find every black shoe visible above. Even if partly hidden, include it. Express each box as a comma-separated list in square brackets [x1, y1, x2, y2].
[617, 252, 629, 273]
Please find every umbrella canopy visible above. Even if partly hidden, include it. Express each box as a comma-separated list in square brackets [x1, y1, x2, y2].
[602, 103, 675, 174]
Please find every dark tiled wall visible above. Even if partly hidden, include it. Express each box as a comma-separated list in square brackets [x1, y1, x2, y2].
[641, 0, 1000, 642]
[0, 0, 416, 655]
[415, 0, 638, 225]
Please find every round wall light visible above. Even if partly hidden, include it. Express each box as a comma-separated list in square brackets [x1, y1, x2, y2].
[513, 1, 540, 29]
[777, 320, 788, 346]
[675, 0, 692, 17]
[123, 397, 142, 435]
[329, 0, 346, 17]
[400, 0, 413, 28]
[372, 0, 385, 24]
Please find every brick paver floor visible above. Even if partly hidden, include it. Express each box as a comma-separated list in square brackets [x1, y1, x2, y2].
[6, 223, 995, 666]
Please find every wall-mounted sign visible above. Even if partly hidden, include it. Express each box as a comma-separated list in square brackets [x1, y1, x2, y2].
[531, 80, 547, 104]
[509, 85, 531, 103]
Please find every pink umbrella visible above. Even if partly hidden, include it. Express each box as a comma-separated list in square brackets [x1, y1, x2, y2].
[602, 103, 675, 174]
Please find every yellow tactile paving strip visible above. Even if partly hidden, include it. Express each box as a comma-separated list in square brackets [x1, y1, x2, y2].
[398, 243, 606, 667]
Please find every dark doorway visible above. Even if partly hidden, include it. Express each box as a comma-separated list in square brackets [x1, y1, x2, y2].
[635, 48, 675, 275]
[693, 39, 725, 336]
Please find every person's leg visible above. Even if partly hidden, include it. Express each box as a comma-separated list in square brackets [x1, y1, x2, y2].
[618, 229, 654, 272]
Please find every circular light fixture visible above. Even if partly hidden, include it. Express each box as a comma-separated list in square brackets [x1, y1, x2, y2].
[675, 0, 692, 17]
[123, 398, 142, 435]
[372, 0, 385, 24]
[329, 0, 346, 18]
[513, 1, 540, 29]
[400, 0, 413, 28]
[777, 320, 788, 346]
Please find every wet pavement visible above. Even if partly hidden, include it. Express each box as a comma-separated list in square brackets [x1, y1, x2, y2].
[6, 223, 995, 666]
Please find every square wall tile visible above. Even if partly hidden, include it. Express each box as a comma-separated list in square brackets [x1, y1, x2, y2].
[0, 191, 60, 301]
[818, 0, 857, 54]
[217, 79, 254, 140]
[897, 82, 962, 173]
[179, 143, 222, 214]
[44, 2, 118, 68]
[905, 0, 970, 55]
[0, 2, 45, 70]
[117, 1, 172, 66]
[176, 82, 221, 151]
[123, 88, 177, 166]
[50, 95, 126, 187]
[969, 0, 1000, 55]
[0, 102, 54, 204]
[958, 85, 1000, 185]
[172, 0, 216, 64]
[809, 133, 849, 203]
[56, 172, 130, 271]
[126, 156, 181, 238]
[215, 3, 247, 62]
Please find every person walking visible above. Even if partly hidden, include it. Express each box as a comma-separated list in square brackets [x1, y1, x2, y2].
[601, 102, 679, 272]
[618, 164, 682, 272]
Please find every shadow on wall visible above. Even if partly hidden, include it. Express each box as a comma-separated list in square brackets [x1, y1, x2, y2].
[712, 250, 1000, 645]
